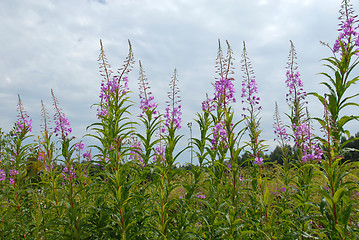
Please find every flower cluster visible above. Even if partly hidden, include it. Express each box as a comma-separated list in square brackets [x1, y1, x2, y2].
[97, 76, 130, 117]
[293, 122, 322, 162]
[164, 105, 182, 130]
[274, 125, 289, 142]
[241, 78, 262, 120]
[213, 77, 236, 108]
[211, 121, 227, 148]
[15, 95, 32, 134]
[273, 103, 290, 144]
[129, 137, 144, 166]
[52, 89, 72, 139]
[333, 17, 359, 53]
[75, 142, 85, 152]
[302, 144, 323, 162]
[241, 78, 260, 108]
[15, 117, 32, 134]
[83, 151, 92, 161]
[99, 77, 120, 103]
[164, 70, 182, 130]
[194, 194, 206, 199]
[241, 42, 262, 118]
[254, 156, 263, 166]
[285, 71, 306, 103]
[7, 168, 19, 184]
[153, 145, 165, 163]
[201, 95, 216, 112]
[0, 169, 6, 181]
[138, 62, 157, 116]
[140, 96, 157, 115]
[61, 165, 76, 181]
[54, 116, 72, 138]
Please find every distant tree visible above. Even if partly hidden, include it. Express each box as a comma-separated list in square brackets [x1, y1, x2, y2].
[269, 146, 283, 165]
[268, 145, 294, 165]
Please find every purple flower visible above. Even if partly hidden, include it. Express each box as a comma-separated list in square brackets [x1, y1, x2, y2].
[9, 178, 14, 184]
[285, 71, 306, 103]
[129, 136, 144, 166]
[333, 3, 359, 54]
[212, 77, 236, 108]
[254, 156, 263, 166]
[83, 151, 92, 161]
[75, 142, 85, 152]
[164, 69, 182, 130]
[38, 151, 46, 161]
[153, 145, 165, 163]
[194, 194, 206, 199]
[241, 77, 262, 118]
[201, 95, 215, 112]
[302, 144, 323, 162]
[97, 76, 129, 118]
[52, 89, 72, 139]
[9, 169, 19, 176]
[274, 125, 289, 142]
[62, 165, 76, 180]
[333, 39, 341, 53]
[140, 96, 157, 115]
[15, 95, 32, 134]
[273, 103, 290, 144]
[138, 62, 158, 115]
[54, 116, 72, 138]
[0, 169, 5, 181]
[211, 121, 228, 147]
[122, 76, 129, 94]
[293, 122, 322, 162]
[164, 105, 182, 130]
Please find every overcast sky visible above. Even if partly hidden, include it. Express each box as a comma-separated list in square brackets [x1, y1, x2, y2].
[1, 0, 358, 164]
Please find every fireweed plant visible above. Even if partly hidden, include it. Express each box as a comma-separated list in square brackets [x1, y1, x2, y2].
[0, 95, 33, 239]
[1, 1, 359, 239]
[273, 41, 323, 238]
[191, 40, 247, 239]
[240, 41, 274, 238]
[51, 89, 89, 239]
[310, 0, 359, 238]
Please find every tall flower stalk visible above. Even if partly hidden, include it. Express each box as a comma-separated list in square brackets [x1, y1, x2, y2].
[52, 89, 84, 238]
[87, 40, 139, 239]
[312, 1, 359, 238]
[150, 69, 185, 239]
[240, 41, 274, 239]
[135, 60, 161, 166]
[284, 41, 320, 239]
[2, 95, 34, 238]
[196, 40, 244, 239]
[313, 0, 359, 151]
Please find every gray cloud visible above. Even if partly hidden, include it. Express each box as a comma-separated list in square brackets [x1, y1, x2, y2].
[0, 0, 356, 164]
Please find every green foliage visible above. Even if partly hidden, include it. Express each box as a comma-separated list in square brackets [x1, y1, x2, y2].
[1, 2, 359, 238]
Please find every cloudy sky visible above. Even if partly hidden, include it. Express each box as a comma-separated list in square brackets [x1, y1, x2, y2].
[0, 0, 358, 164]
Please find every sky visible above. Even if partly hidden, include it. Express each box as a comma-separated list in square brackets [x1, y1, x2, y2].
[0, 0, 358, 165]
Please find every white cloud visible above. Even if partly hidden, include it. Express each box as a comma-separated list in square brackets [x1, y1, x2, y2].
[0, 0, 357, 164]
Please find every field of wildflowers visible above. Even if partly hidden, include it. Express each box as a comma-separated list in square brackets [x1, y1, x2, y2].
[1, 0, 359, 239]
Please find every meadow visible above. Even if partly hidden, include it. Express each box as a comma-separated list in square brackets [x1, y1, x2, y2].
[1, 1, 359, 239]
